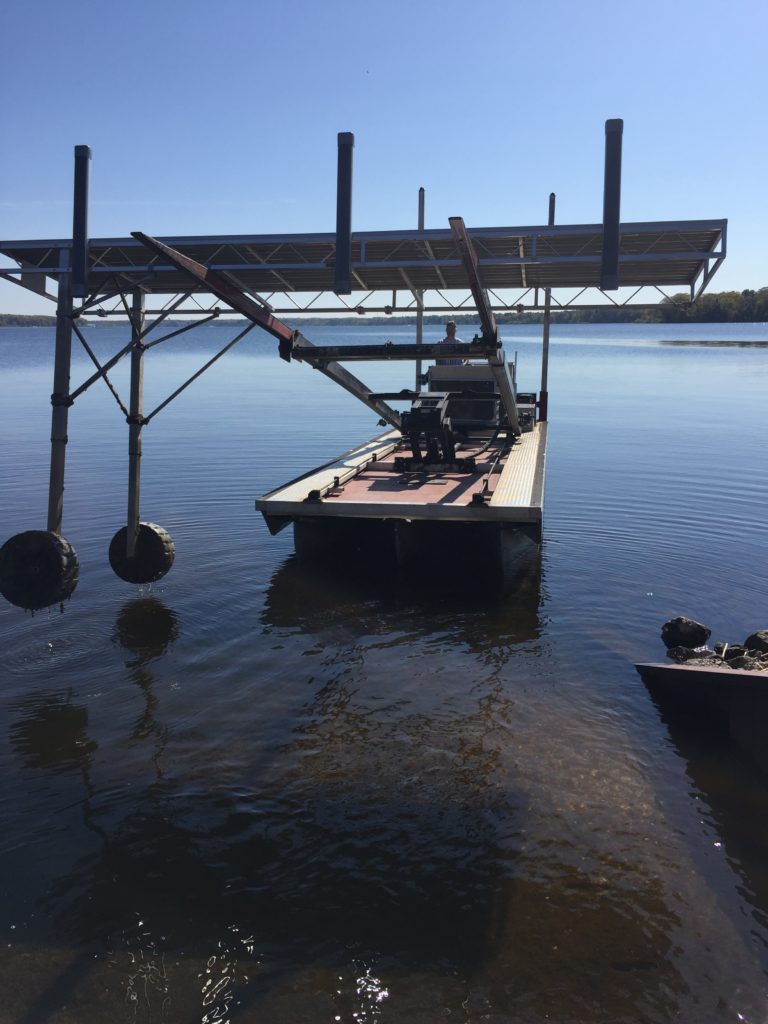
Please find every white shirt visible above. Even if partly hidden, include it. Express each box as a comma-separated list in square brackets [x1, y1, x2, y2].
[436, 333, 463, 366]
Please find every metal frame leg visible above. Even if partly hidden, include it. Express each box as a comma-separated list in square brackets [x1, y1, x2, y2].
[126, 290, 145, 559]
[47, 269, 73, 534]
[540, 192, 556, 423]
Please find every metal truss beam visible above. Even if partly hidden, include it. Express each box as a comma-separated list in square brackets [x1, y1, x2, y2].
[691, 223, 727, 301]
[71, 297, 688, 317]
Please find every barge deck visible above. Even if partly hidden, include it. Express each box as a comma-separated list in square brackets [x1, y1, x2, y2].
[258, 424, 546, 530]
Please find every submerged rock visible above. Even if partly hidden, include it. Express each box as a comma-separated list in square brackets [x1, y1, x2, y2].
[661, 617, 711, 649]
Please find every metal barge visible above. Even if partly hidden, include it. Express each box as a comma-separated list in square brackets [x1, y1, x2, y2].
[257, 367, 546, 575]
[636, 662, 768, 775]
[0, 121, 727, 607]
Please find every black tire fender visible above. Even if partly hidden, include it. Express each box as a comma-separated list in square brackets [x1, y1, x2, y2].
[109, 522, 175, 584]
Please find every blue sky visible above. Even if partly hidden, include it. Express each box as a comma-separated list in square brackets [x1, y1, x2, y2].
[1, 0, 764, 314]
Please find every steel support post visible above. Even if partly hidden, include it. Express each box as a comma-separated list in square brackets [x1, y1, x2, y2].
[46, 144, 93, 532]
[540, 192, 556, 422]
[600, 119, 623, 291]
[335, 132, 354, 295]
[71, 145, 91, 299]
[126, 290, 145, 559]
[47, 261, 74, 534]
[415, 187, 425, 389]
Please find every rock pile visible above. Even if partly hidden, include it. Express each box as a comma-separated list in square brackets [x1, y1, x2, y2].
[662, 617, 768, 671]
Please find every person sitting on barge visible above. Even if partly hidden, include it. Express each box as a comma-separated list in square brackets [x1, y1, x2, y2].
[436, 320, 465, 365]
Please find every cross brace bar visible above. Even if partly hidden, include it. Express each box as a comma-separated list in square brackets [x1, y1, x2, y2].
[291, 341, 498, 363]
[368, 390, 504, 400]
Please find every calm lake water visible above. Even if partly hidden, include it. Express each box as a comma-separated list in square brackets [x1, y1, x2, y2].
[1, 320, 767, 1023]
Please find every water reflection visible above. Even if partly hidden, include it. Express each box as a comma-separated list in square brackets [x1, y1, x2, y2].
[262, 550, 544, 666]
[114, 597, 179, 662]
[646, 680, 768, 935]
[12, 565, 704, 1023]
[4, 579, 765, 1020]
[113, 597, 178, 756]
[9, 692, 97, 774]
[26, 752, 693, 1023]
[36, 731, 516, 968]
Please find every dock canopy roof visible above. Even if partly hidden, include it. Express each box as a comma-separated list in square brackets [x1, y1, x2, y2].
[1, 219, 725, 300]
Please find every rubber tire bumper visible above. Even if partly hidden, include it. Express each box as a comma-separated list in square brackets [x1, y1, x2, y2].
[0, 530, 79, 610]
[109, 522, 175, 584]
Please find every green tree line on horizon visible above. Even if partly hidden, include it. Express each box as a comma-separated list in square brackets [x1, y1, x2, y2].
[655, 287, 768, 323]
[501, 287, 768, 324]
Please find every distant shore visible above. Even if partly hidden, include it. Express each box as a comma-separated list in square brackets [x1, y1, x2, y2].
[0, 313, 59, 327]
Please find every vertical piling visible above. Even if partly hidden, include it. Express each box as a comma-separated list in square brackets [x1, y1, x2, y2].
[415, 186, 425, 390]
[71, 145, 91, 299]
[109, 295, 174, 583]
[539, 192, 556, 423]
[46, 145, 89, 534]
[334, 132, 354, 295]
[126, 290, 145, 559]
[600, 118, 623, 291]
[47, 255, 73, 534]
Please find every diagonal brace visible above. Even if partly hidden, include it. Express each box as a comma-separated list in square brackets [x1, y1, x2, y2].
[132, 232, 294, 348]
[132, 231, 401, 430]
[449, 217, 499, 343]
[448, 217, 519, 434]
